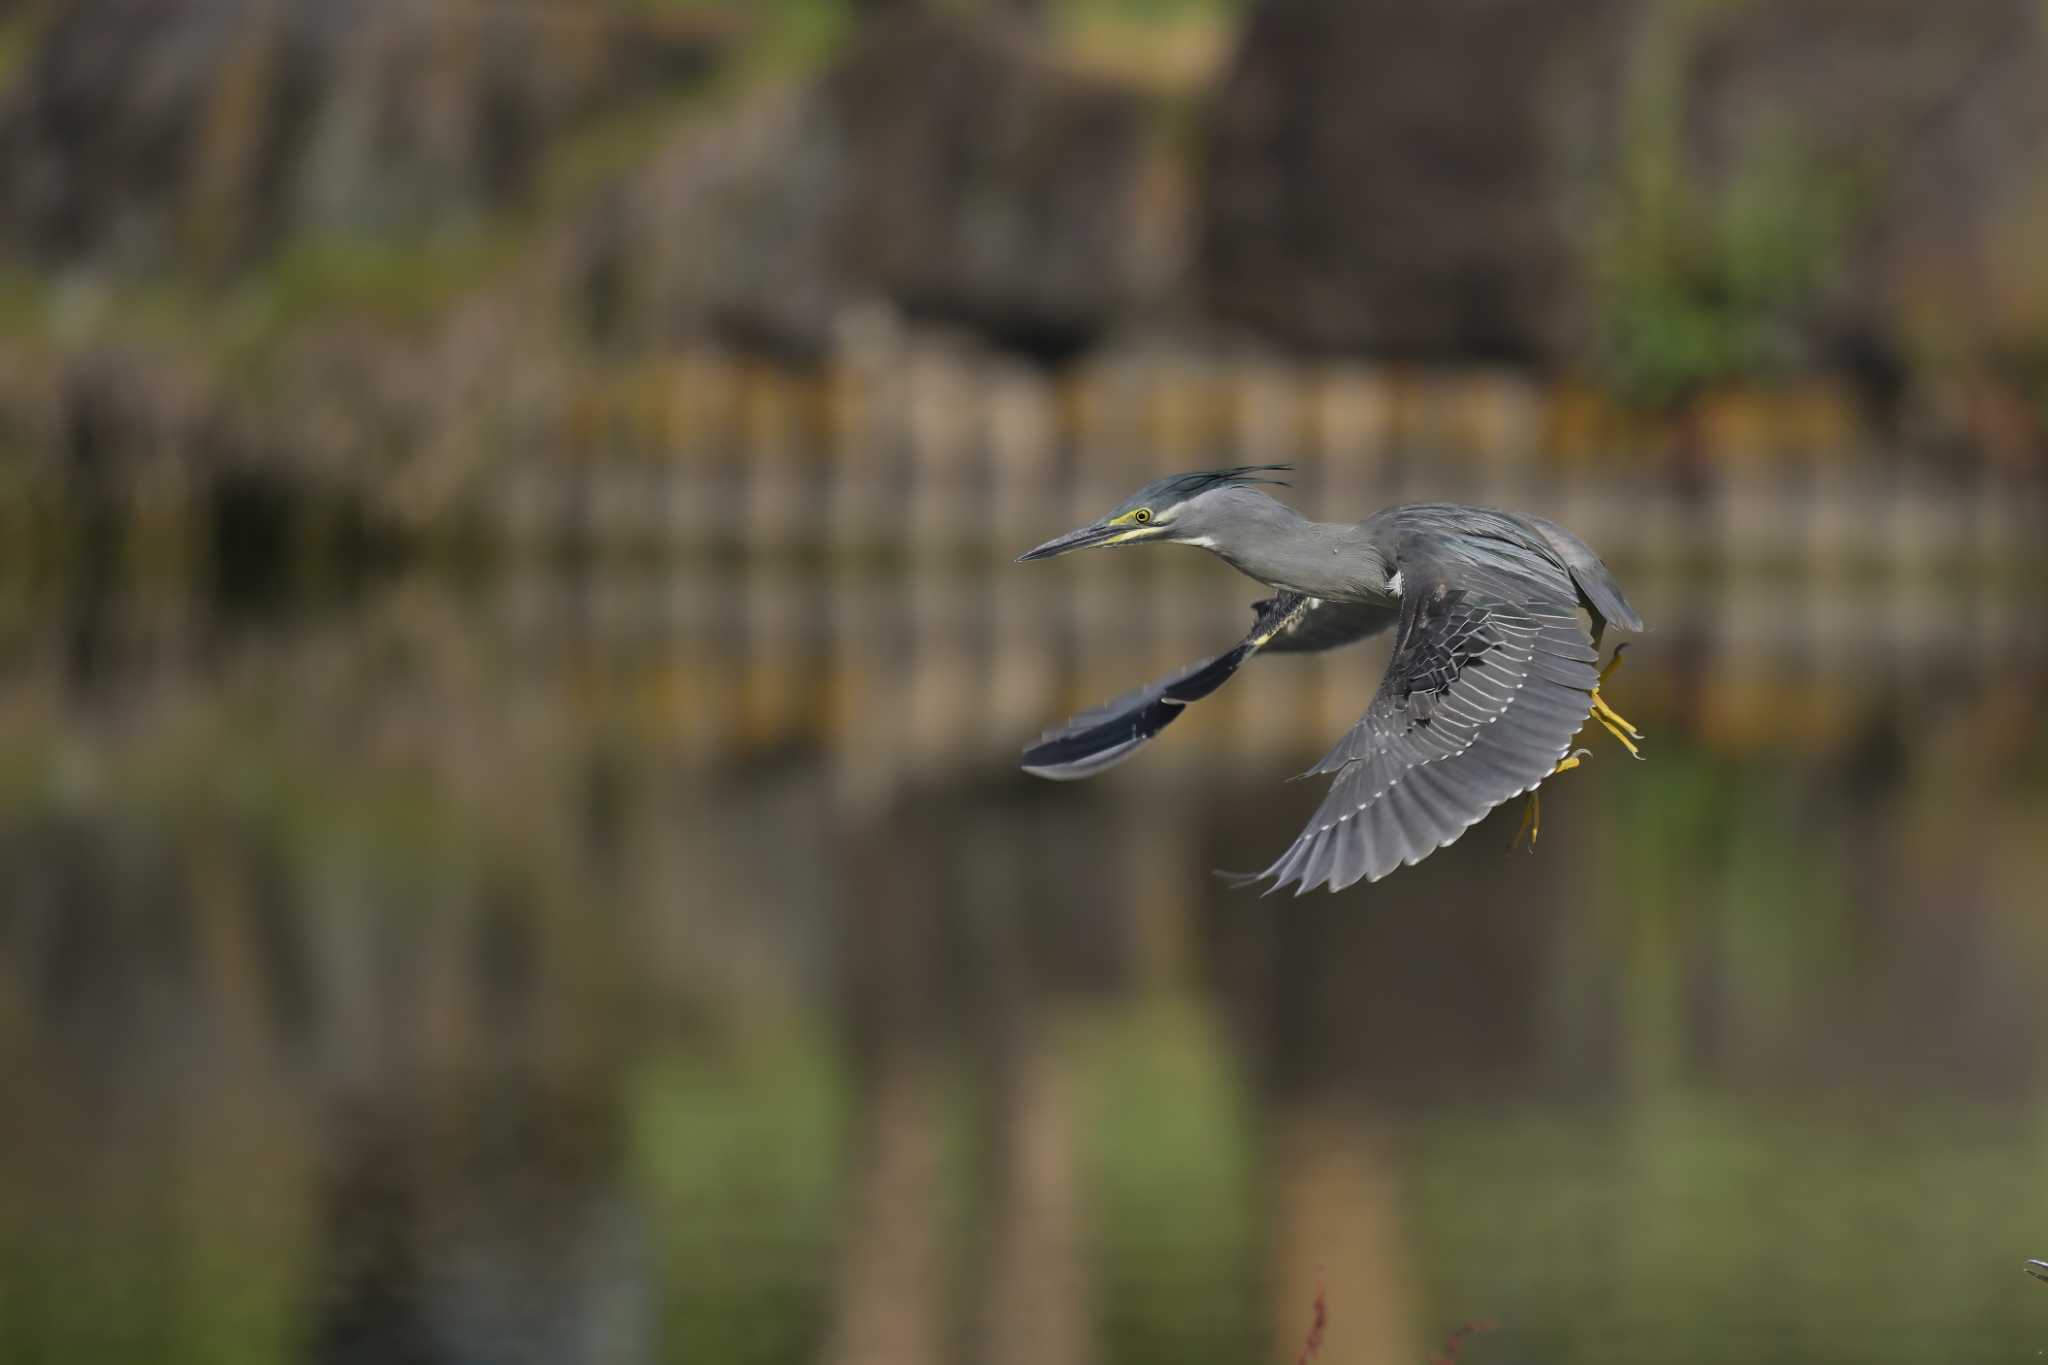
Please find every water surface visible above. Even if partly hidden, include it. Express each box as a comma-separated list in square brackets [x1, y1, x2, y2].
[3, 538, 2046, 1364]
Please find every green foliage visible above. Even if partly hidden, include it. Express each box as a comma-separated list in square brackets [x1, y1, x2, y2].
[0, 0, 848, 370]
[1076, 996, 1264, 1365]
[1590, 1, 1874, 408]
[1595, 134, 1867, 408]
[0, 4, 56, 98]
[1411, 1095, 2048, 1364]
[638, 0, 852, 76]
[2000, 336, 2048, 435]
[1050, 0, 1248, 23]
[632, 1038, 848, 1365]
[0, 1089, 312, 1365]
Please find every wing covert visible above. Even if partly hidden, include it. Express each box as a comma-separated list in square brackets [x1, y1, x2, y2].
[1250, 597, 1399, 654]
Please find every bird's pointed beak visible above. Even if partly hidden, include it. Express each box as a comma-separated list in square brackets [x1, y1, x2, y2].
[1017, 521, 1154, 562]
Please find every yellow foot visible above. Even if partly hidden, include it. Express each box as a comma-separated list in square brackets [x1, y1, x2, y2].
[1591, 694, 1643, 757]
[1586, 644, 1645, 760]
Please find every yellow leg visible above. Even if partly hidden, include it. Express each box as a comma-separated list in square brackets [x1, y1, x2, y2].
[1509, 747, 1590, 851]
[1510, 788, 1540, 851]
[1598, 641, 1630, 687]
[1511, 641, 1642, 857]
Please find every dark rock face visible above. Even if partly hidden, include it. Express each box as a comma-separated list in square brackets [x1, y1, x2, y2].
[587, 11, 1159, 367]
[7, 0, 2045, 400]
[1202, 0, 2048, 387]
[1677, 0, 2048, 385]
[825, 12, 1153, 363]
[0, 0, 732, 272]
[1202, 0, 1629, 362]
[0, 2, 1151, 366]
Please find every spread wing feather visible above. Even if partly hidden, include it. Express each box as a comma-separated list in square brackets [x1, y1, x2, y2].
[1249, 559, 1603, 894]
[1021, 593, 1395, 780]
[1020, 647, 1251, 779]
[1022, 593, 1308, 779]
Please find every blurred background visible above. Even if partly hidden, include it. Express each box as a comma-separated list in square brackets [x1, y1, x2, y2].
[3, 0, 2048, 1361]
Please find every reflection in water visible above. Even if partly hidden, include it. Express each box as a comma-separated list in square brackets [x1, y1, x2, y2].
[308, 1090, 651, 1365]
[2, 545, 2047, 1364]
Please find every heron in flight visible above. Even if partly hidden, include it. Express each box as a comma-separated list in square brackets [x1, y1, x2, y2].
[1017, 466, 1645, 892]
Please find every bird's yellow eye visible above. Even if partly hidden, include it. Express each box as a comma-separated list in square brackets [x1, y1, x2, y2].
[1133, 508, 1153, 524]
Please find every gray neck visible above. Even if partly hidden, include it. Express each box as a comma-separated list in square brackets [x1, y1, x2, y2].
[1190, 491, 1392, 600]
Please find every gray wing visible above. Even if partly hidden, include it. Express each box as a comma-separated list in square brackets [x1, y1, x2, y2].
[1247, 560, 1602, 893]
[1022, 592, 1312, 779]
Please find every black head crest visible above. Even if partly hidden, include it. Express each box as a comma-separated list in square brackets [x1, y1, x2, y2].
[1119, 464, 1293, 514]
[1161, 464, 1293, 496]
